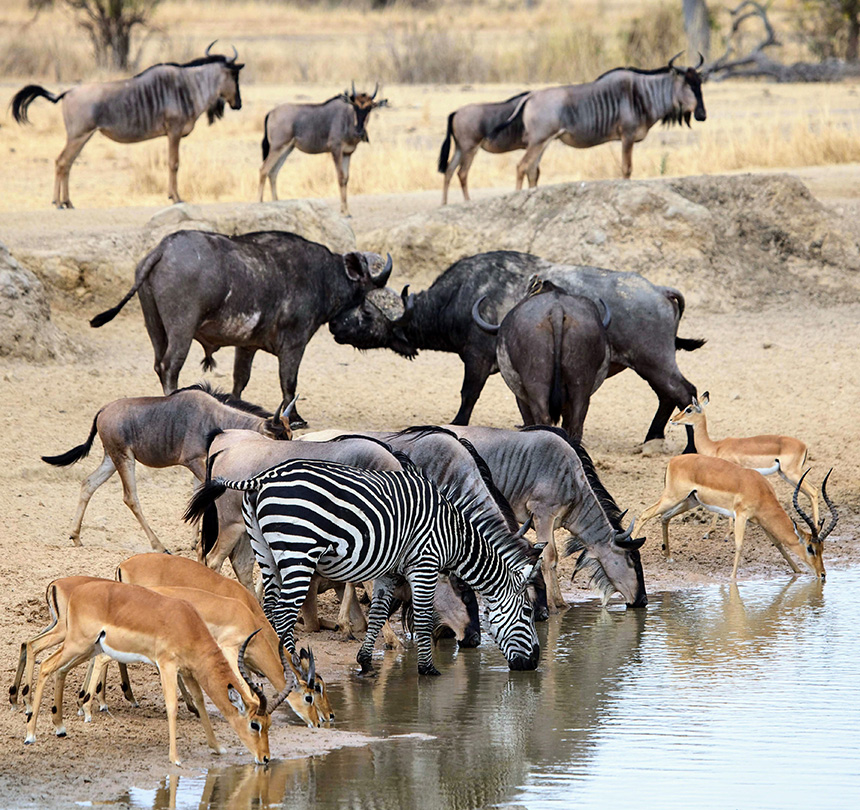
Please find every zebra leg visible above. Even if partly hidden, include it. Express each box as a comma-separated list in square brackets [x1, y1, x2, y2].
[356, 573, 398, 675]
[406, 570, 442, 676]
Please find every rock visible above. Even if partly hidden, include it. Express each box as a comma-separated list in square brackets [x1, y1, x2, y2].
[0, 243, 73, 361]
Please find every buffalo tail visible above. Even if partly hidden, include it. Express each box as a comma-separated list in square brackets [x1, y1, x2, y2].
[90, 241, 165, 328]
[675, 336, 707, 351]
[548, 306, 564, 425]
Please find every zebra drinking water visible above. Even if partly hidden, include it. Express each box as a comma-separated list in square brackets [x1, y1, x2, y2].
[186, 457, 542, 675]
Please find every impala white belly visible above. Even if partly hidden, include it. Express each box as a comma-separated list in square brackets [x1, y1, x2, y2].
[753, 462, 780, 476]
[699, 502, 734, 519]
[97, 632, 155, 666]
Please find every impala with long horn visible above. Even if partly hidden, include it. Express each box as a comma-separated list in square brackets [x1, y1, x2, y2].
[634, 455, 837, 580]
[11, 42, 243, 208]
[23, 580, 272, 766]
[258, 83, 388, 215]
[492, 52, 706, 190]
[670, 391, 820, 527]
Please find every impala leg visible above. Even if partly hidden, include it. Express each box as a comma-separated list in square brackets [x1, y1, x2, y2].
[731, 514, 749, 580]
[336, 583, 362, 640]
[182, 674, 223, 753]
[114, 453, 168, 552]
[68, 454, 117, 546]
[15, 617, 64, 712]
[166, 131, 182, 203]
[299, 576, 322, 633]
[356, 573, 397, 675]
[158, 662, 182, 765]
[702, 511, 721, 540]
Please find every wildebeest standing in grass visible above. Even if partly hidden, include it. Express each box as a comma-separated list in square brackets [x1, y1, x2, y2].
[90, 230, 394, 428]
[40, 383, 292, 558]
[258, 83, 388, 216]
[437, 92, 528, 205]
[493, 52, 706, 189]
[10, 43, 243, 208]
[472, 279, 612, 441]
[329, 251, 704, 451]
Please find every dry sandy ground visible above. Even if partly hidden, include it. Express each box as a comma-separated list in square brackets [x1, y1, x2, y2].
[1, 167, 859, 808]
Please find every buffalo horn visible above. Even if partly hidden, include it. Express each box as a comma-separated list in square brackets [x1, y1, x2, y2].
[512, 513, 534, 540]
[238, 631, 268, 714]
[471, 296, 500, 335]
[372, 253, 393, 287]
[667, 50, 685, 71]
[205, 40, 217, 56]
[371, 82, 379, 100]
[598, 297, 611, 329]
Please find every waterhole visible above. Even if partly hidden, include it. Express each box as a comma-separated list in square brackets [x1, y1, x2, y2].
[116, 570, 860, 809]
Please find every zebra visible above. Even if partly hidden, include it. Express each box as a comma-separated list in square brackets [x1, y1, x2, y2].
[186, 457, 542, 675]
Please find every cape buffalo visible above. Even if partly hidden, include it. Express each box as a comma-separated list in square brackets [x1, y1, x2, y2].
[329, 250, 704, 450]
[472, 280, 612, 441]
[91, 230, 394, 427]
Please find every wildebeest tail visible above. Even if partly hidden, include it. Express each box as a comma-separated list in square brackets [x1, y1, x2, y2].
[675, 336, 706, 351]
[184, 479, 228, 528]
[11, 84, 67, 125]
[490, 94, 528, 140]
[261, 111, 271, 161]
[41, 411, 100, 466]
[438, 111, 456, 173]
[548, 306, 564, 425]
[90, 242, 165, 328]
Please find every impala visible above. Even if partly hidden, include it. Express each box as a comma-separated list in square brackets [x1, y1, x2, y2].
[633, 455, 837, 580]
[670, 392, 819, 526]
[23, 580, 275, 765]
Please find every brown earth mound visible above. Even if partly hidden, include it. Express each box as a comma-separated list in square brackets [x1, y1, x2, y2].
[363, 174, 860, 309]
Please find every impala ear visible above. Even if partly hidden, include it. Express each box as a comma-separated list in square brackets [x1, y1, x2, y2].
[700, 391, 709, 406]
[227, 685, 248, 716]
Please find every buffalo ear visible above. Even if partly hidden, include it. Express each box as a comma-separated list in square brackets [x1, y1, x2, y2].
[342, 252, 368, 283]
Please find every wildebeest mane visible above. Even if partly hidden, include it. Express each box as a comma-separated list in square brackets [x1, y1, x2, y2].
[596, 65, 672, 81]
[501, 90, 529, 104]
[207, 97, 226, 125]
[172, 382, 274, 419]
[133, 55, 237, 79]
[519, 425, 624, 532]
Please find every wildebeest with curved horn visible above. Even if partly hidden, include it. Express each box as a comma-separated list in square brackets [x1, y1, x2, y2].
[10, 42, 244, 208]
[472, 278, 612, 441]
[438, 91, 528, 205]
[258, 83, 388, 216]
[329, 250, 704, 452]
[493, 52, 706, 189]
[90, 230, 394, 428]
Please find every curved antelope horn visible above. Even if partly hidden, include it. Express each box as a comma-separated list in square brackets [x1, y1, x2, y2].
[512, 512, 534, 540]
[792, 470, 818, 537]
[229, 45, 239, 63]
[817, 469, 839, 541]
[351, 80, 356, 98]
[266, 644, 297, 715]
[238, 631, 267, 714]
[667, 50, 685, 70]
[371, 82, 379, 100]
[205, 40, 217, 56]
[598, 297, 611, 329]
[305, 646, 316, 688]
[371, 253, 393, 287]
[276, 394, 298, 428]
[695, 51, 704, 69]
[471, 296, 500, 335]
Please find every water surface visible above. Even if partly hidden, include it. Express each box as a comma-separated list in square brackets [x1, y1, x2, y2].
[118, 569, 860, 810]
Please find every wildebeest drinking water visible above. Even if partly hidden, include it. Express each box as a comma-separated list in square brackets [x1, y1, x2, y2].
[493, 52, 706, 189]
[10, 42, 243, 208]
[90, 230, 394, 427]
[258, 83, 388, 216]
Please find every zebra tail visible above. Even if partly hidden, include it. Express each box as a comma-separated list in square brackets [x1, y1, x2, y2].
[11, 84, 66, 125]
[41, 411, 100, 466]
[90, 241, 165, 328]
[437, 111, 455, 173]
[548, 306, 564, 425]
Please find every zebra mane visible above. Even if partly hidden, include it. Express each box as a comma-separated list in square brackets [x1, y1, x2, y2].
[173, 382, 275, 419]
[518, 425, 624, 533]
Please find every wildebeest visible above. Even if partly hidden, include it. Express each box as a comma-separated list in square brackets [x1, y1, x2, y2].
[438, 92, 528, 205]
[493, 52, 706, 189]
[258, 83, 388, 216]
[472, 279, 611, 441]
[40, 383, 292, 553]
[329, 250, 704, 451]
[10, 43, 243, 208]
[446, 425, 647, 611]
[90, 230, 393, 428]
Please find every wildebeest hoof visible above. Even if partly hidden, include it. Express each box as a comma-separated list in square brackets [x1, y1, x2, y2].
[638, 438, 667, 457]
[418, 663, 441, 676]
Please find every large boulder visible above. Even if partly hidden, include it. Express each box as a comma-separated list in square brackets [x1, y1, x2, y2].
[362, 174, 860, 309]
[0, 243, 72, 361]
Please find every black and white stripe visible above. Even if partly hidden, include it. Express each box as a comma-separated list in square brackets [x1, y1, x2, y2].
[210, 458, 540, 674]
